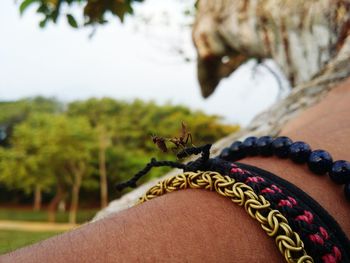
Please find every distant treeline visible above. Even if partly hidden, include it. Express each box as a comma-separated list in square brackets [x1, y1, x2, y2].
[0, 97, 239, 223]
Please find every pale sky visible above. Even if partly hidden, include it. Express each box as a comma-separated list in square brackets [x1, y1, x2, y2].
[0, 0, 290, 125]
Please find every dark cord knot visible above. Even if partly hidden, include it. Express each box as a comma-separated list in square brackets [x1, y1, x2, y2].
[115, 144, 212, 192]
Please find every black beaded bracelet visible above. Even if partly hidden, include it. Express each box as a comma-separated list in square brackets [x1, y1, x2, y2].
[218, 136, 350, 201]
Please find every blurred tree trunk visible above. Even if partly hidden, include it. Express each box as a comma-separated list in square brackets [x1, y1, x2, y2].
[98, 125, 108, 208]
[69, 161, 85, 224]
[48, 183, 66, 222]
[33, 185, 42, 211]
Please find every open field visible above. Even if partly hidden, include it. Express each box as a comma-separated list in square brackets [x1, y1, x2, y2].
[0, 208, 97, 254]
[0, 229, 63, 254]
[0, 208, 98, 224]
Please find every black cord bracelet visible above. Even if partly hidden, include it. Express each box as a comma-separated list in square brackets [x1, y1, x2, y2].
[218, 136, 350, 201]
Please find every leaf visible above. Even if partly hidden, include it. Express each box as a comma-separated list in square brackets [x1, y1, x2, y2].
[19, 0, 38, 15]
[112, 2, 133, 22]
[39, 19, 47, 28]
[66, 14, 78, 28]
[36, 4, 47, 14]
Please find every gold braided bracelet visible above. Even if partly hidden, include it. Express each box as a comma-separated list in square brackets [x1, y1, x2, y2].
[138, 171, 314, 263]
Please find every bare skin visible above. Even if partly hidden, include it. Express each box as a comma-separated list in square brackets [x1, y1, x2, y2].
[1, 78, 350, 263]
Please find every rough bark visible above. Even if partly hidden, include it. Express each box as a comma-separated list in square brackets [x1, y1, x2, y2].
[193, 0, 350, 97]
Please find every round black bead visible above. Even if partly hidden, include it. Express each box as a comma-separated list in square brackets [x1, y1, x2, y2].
[219, 147, 231, 160]
[241, 136, 258, 156]
[272, 136, 293, 158]
[289, 141, 311, 164]
[329, 160, 350, 184]
[256, 136, 273, 156]
[229, 141, 246, 161]
[307, 150, 333, 175]
[345, 183, 350, 202]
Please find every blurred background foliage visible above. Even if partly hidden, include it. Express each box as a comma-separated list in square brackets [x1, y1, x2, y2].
[0, 96, 239, 224]
[19, 0, 146, 28]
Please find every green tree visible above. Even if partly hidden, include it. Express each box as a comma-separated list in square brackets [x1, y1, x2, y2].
[0, 97, 239, 215]
[0, 97, 62, 147]
[47, 115, 94, 223]
[0, 113, 94, 223]
[68, 98, 124, 208]
[0, 114, 57, 211]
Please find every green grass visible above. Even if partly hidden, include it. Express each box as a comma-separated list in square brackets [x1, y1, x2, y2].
[0, 229, 63, 254]
[0, 208, 98, 254]
[0, 208, 98, 224]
